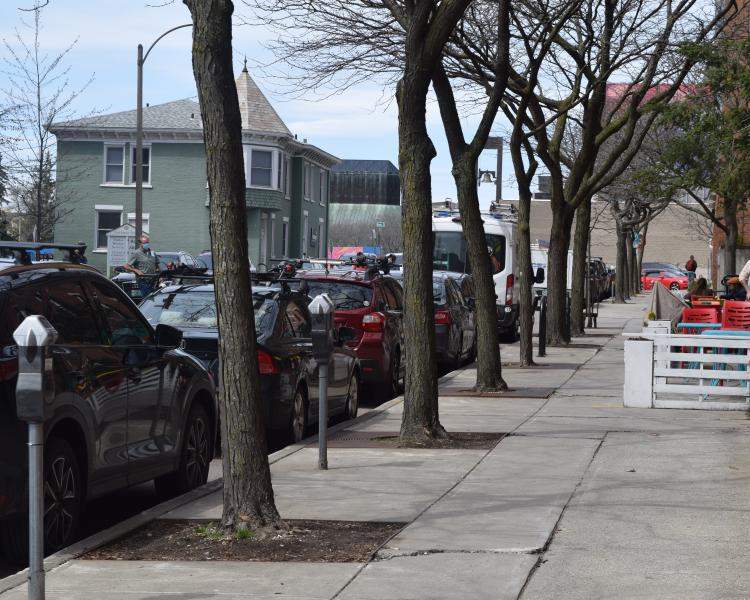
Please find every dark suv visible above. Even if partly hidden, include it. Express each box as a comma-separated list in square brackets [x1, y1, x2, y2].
[298, 270, 404, 399]
[0, 259, 216, 562]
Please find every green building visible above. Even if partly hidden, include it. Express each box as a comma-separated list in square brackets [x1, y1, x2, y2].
[50, 65, 339, 272]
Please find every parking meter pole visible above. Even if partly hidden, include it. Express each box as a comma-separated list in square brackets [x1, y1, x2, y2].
[28, 422, 44, 600]
[13, 315, 59, 600]
[318, 361, 328, 470]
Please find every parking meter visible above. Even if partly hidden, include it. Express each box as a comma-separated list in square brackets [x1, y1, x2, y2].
[309, 294, 334, 470]
[13, 315, 58, 600]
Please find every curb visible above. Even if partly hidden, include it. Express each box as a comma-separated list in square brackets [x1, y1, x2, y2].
[0, 390, 407, 594]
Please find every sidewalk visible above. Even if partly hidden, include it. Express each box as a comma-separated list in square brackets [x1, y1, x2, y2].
[4, 297, 750, 599]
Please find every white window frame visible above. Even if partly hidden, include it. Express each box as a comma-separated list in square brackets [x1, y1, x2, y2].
[319, 170, 328, 206]
[302, 210, 309, 255]
[102, 144, 125, 185]
[282, 217, 289, 258]
[126, 212, 150, 234]
[130, 144, 152, 185]
[94, 204, 123, 251]
[270, 213, 277, 258]
[247, 146, 277, 189]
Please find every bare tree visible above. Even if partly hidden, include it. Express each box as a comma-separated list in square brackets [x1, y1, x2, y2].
[1, 0, 91, 241]
[183, 0, 280, 532]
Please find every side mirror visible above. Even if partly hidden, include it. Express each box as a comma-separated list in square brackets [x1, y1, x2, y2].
[534, 267, 545, 284]
[337, 326, 357, 344]
[155, 323, 183, 349]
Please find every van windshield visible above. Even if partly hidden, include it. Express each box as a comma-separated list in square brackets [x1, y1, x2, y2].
[433, 232, 506, 274]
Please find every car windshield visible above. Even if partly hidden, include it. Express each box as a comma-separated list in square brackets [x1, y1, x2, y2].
[433, 281, 446, 304]
[304, 281, 373, 310]
[140, 291, 277, 336]
[433, 231, 506, 274]
[199, 253, 213, 270]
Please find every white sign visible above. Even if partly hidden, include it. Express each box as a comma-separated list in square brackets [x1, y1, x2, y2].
[376, 221, 386, 228]
[107, 223, 136, 274]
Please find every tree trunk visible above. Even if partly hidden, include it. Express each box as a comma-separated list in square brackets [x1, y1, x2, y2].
[184, 0, 279, 531]
[454, 164, 508, 387]
[614, 222, 627, 303]
[570, 198, 591, 336]
[546, 204, 574, 345]
[724, 200, 738, 276]
[626, 232, 637, 295]
[397, 74, 445, 442]
[516, 185, 535, 366]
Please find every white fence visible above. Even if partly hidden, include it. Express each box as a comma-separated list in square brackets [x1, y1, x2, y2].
[624, 333, 750, 410]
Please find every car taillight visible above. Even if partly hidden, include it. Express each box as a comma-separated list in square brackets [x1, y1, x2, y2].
[362, 312, 385, 333]
[505, 274, 514, 305]
[257, 350, 278, 375]
[434, 310, 452, 325]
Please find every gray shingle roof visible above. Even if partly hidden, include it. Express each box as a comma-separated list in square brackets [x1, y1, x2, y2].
[53, 67, 290, 135]
[331, 159, 399, 174]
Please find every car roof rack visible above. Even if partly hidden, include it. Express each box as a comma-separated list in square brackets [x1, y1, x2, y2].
[0, 241, 87, 265]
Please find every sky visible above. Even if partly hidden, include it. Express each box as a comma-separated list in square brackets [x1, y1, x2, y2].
[0, 0, 523, 206]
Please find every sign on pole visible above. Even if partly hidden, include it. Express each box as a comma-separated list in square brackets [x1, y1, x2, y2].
[106, 223, 136, 276]
[376, 221, 385, 228]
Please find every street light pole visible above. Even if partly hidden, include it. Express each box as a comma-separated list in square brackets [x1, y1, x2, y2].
[135, 24, 192, 241]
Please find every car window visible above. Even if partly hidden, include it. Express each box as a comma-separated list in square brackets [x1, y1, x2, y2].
[141, 291, 218, 329]
[486, 234, 506, 274]
[304, 281, 373, 310]
[433, 280, 447, 305]
[0, 283, 46, 347]
[285, 300, 310, 338]
[89, 280, 154, 346]
[47, 281, 103, 345]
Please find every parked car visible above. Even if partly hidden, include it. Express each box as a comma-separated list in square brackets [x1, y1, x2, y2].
[296, 270, 404, 399]
[0, 244, 216, 562]
[432, 273, 476, 367]
[588, 258, 610, 301]
[197, 251, 256, 276]
[112, 251, 207, 300]
[641, 269, 689, 291]
[642, 262, 687, 275]
[139, 281, 361, 442]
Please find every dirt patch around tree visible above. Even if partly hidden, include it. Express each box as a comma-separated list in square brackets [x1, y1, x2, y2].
[84, 519, 404, 563]
[376, 431, 506, 450]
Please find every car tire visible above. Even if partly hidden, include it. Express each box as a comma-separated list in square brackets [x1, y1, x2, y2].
[155, 403, 212, 499]
[289, 386, 308, 444]
[1, 437, 83, 564]
[345, 372, 360, 420]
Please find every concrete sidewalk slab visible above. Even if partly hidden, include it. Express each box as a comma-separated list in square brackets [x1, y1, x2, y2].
[381, 436, 599, 555]
[337, 553, 537, 600]
[520, 430, 750, 599]
[1, 560, 360, 599]
[165, 447, 487, 522]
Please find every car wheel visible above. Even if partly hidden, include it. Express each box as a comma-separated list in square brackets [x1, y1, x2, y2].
[155, 403, 212, 499]
[1, 437, 83, 564]
[670, 282, 680, 291]
[345, 372, 360, 420]
[289, 387, 308, 443]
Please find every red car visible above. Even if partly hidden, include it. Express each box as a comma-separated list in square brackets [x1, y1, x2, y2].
[641, 269, 689, 291]
[298, 270, 404, 399]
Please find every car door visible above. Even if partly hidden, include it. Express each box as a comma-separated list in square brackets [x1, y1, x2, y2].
[45, 278, 130, 496]
[87, 280, 175, 484]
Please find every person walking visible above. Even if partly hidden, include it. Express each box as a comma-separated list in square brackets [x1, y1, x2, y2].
[124, 234, 159, 298]
[685, 255, 697, 284]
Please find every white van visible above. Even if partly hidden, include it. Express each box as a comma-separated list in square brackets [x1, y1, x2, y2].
[531, 243, 574, 292]
[432, 204, 519, 340]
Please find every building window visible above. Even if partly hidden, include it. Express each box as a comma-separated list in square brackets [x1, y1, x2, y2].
[282, 218, 289, 258]
[251, 149, 273, 187]
[304, 164, 311, 200]
[104, 145, 125, 184]
[96, 210, 121, 249]
[319, 170, 327, 205]
[127, 212, 150, 234]
[303, 211, 309, 255]
[130, 146, 151, 184]
[285, 157, 292, 198]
